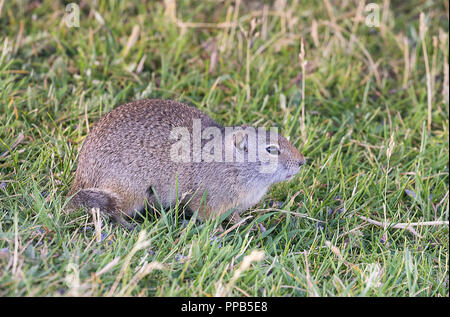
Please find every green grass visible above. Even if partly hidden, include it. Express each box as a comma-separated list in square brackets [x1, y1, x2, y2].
[0, 0, 448, 297]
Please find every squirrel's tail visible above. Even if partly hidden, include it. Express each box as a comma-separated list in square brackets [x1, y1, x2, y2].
[66, 188, 133, 229]
[68, 188, 115, 211]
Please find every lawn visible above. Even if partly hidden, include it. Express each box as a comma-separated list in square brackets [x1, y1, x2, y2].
[0, 0, 448, 297]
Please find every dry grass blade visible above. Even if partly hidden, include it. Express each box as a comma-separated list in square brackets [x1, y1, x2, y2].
[304, 253, 319, 297]
[358, 215, 449, 239]
[250, 208, 325, 223]
[107, 230, 151, 296]
[218, 215, 252, 238]
[118, 262, 163, 296]
[299, 38, 307, 144]
[0, 132, 25, 158]
[12, 211, 19, 277]
[91, 207, 102, 243]
[419, 12, 433, 132]
[122, 25, 140, 58]
[215, 250, 264, 297]
[325, 241, 361, 274]
[359, 215, 449, 227]
[94, 257, 121, 277]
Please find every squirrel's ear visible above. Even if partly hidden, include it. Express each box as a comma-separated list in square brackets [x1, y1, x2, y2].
[233, 131, 248, 152]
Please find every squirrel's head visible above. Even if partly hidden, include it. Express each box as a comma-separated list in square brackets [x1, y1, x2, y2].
[230, 127, 306, 184]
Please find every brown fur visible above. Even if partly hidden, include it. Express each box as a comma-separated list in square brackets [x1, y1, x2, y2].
[67, 99, 305, 227]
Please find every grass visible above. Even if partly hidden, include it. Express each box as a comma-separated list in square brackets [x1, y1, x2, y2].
[0, 0, 448, 297]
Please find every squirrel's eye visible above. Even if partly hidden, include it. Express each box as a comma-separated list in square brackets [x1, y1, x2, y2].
[266, 145, 280, 155]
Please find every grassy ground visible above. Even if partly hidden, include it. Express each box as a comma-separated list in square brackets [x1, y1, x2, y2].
[0, 0, 448, 297]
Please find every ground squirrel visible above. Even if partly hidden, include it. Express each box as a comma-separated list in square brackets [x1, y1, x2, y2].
[67, 99, 305, 228]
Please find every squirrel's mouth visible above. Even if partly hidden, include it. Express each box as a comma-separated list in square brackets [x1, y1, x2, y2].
[285, 169, 301, 180]
[285, 174, 296, 180]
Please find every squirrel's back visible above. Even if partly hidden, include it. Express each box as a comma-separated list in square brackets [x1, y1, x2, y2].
[71, 99, 220, 192]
